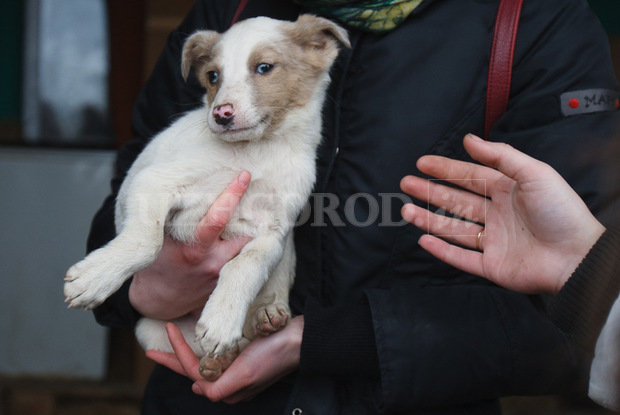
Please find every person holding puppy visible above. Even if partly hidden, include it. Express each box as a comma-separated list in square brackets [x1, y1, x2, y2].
[89, 0, 620, 413]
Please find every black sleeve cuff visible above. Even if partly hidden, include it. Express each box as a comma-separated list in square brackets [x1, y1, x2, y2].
[548, 226, 620, 351]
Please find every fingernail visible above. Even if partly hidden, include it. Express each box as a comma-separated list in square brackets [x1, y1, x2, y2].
[466, 133, 483, 142]
[192, 383, 203, 395]
[237, 171, 250, 187]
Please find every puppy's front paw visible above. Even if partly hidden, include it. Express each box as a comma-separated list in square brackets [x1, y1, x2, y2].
[248, 303, 290, 338]
[63, 256, 120, 310]
[195, 316, 241, 356]
[198, 337, 250, 381]
[195, 312, 248, 380]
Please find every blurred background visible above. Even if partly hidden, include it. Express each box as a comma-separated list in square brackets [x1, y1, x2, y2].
[0, 1, 618, 414]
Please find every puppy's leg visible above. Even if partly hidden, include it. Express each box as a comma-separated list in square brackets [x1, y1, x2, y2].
[195, 230, 286, 380]
[243, 230, 295, 339]
[64, 170, 174, 310]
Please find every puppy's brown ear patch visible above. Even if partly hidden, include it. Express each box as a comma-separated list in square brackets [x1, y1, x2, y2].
[286, 14, 350, 70]
[294, 14, 351, 50]
[181, 31, 221, 81]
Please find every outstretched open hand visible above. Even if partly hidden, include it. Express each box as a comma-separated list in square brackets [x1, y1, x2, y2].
[401, 134, 604, 294]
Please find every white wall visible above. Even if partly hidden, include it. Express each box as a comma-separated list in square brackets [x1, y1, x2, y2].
[0, 147, 114, 379]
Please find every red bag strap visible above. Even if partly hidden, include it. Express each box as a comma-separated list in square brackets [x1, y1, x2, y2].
[231, 0, 250, 26]
[484, 0, 524, 139]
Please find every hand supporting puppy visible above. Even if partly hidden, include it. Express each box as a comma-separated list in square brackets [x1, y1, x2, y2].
[147, 317, 304, 404]
[129, 171, 252, 320]
[400, 134, 605, 294]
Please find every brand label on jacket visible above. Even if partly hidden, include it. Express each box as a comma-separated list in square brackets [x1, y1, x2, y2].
[560, 89, 620, 116]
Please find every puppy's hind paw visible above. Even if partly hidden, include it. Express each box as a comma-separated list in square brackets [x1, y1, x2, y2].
[248, 303, 290, 338]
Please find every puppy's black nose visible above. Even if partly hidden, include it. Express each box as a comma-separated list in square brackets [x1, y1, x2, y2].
[213, 104, 235, 127]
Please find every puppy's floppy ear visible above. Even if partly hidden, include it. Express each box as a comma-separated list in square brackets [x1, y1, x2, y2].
[181, 30, 220, 81]
[286, 14, 350, 72]
[294, 14, 351, 50]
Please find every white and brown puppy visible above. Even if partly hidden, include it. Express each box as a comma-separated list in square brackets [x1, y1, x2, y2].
[64, 15, 349, 380]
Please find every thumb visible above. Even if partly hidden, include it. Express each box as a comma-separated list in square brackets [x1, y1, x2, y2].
[194, 171, 251, 247]
[463, 134, 551, 184]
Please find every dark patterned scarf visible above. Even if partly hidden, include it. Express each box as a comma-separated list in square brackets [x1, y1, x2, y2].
[295, 0, 425, 34]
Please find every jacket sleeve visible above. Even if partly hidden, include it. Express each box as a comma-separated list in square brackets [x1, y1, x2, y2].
[90, 0, 239, 329]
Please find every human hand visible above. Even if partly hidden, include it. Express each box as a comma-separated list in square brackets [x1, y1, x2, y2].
[146, 317, 304, 404]
[400, 134, 605, 294]
[129, 171, 252, 320]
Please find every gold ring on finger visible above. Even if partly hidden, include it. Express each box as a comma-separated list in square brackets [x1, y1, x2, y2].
[476, 228, 484, 251]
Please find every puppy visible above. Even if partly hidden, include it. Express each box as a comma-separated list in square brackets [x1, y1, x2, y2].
[63, 15, 349, 380]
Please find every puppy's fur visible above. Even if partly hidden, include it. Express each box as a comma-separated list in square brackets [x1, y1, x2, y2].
[64, 15, 349, 380]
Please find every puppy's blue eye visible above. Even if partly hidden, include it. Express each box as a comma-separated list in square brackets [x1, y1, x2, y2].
[256, 63, 274, 75]
[207, 71, 219, 84]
